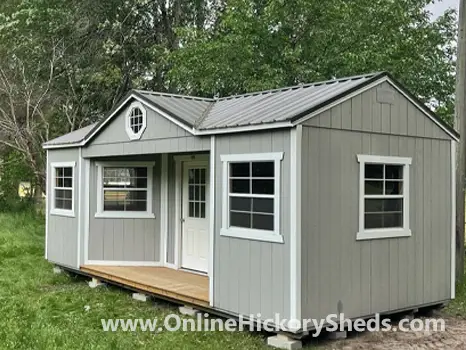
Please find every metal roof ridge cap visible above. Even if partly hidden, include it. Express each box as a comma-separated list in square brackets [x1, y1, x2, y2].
[214, 72, 383, 102]
[134, 89, 215, 102]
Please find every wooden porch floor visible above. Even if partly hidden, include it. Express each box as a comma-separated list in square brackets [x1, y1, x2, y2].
[81, 265, 209, 307]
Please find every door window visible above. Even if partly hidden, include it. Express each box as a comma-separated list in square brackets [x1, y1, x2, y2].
[188, 168, 206, 218]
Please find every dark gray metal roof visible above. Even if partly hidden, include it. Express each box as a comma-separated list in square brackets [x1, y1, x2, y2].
[43, 72, 459, 148]
[202, 73, 376, 129]
[44, 123, 97, 147]
[135, 90, 213, 127]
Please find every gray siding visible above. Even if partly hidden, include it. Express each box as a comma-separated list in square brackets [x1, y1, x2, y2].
[300, 86, 452, 320]
[305, 82, 451, 140]
[87, 155, 161, 262]
[214, 130, 292, 320]
[47, 148, 80, 268]
[83, 103, 210, 158]
[166, 155, 177, 264]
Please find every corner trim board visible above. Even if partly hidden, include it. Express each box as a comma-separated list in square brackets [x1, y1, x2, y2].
[45, 150, 49, 259]
[451, 140, 456, 299]
[161, 154, 168, 266]
[77, 147, 82, 268]
[209, 136, 216, 306]
[290, 125, 302, 321]
[83, 158, 91, 264]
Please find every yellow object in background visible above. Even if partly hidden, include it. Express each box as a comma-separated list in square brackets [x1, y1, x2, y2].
[18, 182, 32, 198]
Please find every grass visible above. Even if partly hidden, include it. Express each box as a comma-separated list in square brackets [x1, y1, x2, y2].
[445, 264, 466, 317]
[0, 212, 275, 350]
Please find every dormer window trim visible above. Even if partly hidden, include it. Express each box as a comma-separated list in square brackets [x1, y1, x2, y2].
[125, 101, 147, 140]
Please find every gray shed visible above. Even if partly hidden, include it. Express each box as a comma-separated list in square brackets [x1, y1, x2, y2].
[43, 72, 457, 347]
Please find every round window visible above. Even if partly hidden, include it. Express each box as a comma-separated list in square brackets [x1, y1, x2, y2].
[129, 107, 144, 134]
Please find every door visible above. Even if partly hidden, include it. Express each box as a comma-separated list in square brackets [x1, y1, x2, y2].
[181, 162, 209, 273]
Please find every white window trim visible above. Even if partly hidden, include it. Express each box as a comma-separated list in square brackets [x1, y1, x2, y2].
[220, 152, 284, 244]
[356, 154, 412, 241]
[50, 161, 76, 218]
[125, 101, 147, 140]
[95, 161, 155, 219]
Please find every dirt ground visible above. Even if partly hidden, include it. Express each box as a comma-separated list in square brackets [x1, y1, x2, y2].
[307, 315, 466, 350]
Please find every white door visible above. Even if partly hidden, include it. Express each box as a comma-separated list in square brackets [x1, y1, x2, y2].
[181, 162, 209, 273]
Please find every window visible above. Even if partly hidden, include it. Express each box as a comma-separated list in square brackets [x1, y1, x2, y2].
[220, 153, 284, 243]
[125, 101, 147, 140]
[50, 162, 75, 217]
[129, 107, 144, 134]
[188, 168, 207, 218]
[357, 155, 412, 240]
[96, 162, 155, 218]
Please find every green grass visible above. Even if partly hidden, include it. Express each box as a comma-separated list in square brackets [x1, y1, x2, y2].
[0, 212, 276, 350]
[446, 265, 466, 317]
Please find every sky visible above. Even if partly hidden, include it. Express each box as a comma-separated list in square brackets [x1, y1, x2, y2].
[427, 0, 459, 18]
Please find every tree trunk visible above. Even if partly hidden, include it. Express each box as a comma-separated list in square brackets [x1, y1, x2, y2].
[455, 0, 466, 282]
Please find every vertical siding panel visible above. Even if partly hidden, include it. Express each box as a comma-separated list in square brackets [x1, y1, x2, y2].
[423, 138, 432, 302]
[133, 219, 145, 260]
[397, 91, 408, 135]
[369, 133, 390, 313]
[123, 220, 134, 260]
[388, 136, 399, 310]
[319, 110, 331, 128]
[381, 104, 391, 133]
[307, 127, 321, 316]
[103, 219, 114, 260]
[361, 90, 372, 132]
[272, 131, 287, 316]
[360, 134, 372, 316]
[424, 117, 434, 138]
[341, 99, 352, 130]
[351, 94, 363, 130]
[216, 136, 230, 311]
[397, 137, 409, 308]
[414, 138, 425, 303]
[318, 128, 332, 317]
[389, 90, 399, 134]
[348, 131, 362, 317]
[260, 243, 273, 317]
[406, 138, 418, 306]
[415, 105, 425, 138]
[113, 221, 124, 261]
[328, 128, 342, 315]
[228, 238, 240, 313]
[371, 89, 382, 133]
[338, 128, 352, 316]
[330, 104, 342, 129]
[406, 102, 417, 137]
[144, 220, 154, 261]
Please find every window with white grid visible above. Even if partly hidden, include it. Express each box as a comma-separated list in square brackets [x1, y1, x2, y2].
[96, 162, 155, 219]
[50, 162, 75, 217]
[220, 153, 284, 243]
[357, 155, 412, 240]
[125, 101, 147, 140]
[129, 107, 144, 134]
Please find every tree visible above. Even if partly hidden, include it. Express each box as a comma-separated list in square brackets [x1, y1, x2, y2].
[0, 0, 213, 193]
[169, 0, 457, 123]
[456, 0, 466, 281]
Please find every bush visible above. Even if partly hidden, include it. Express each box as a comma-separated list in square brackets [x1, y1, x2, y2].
[0, 151, 37, 213]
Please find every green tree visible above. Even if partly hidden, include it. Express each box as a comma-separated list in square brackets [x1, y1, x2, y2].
[169, 0, 457, 123]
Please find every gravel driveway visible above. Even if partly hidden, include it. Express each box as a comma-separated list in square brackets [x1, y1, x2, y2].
[309, 315, 466, 350]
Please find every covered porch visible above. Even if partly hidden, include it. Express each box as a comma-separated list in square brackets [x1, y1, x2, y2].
[81, 265, 210, 307]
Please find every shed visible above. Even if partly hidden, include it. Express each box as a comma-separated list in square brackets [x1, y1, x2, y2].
[43, 72, 457, 347]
